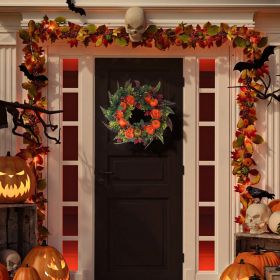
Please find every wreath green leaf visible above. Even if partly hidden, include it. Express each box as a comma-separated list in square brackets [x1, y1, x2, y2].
[101, 81, 175, 147]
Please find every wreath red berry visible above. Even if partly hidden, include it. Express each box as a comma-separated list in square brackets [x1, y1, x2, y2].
[101, 81, 174, 147]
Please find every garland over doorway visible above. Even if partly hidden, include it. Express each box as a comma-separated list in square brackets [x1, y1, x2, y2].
[15, 15, 275, 240]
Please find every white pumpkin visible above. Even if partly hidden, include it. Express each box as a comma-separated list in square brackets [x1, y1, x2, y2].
[268, 211, 280, 234]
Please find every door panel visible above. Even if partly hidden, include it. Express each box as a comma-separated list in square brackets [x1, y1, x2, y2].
[95, 58, 183, 280]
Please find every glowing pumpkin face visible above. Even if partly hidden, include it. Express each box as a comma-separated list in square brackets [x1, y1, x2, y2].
[22, 241, 70, 280]
[0, 152, 35, 203]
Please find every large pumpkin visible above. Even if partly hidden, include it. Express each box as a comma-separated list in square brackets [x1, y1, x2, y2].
[268, 199, 280, 212]
[234, 248, 280, 276]
[0, 263, 8, 280]
[22, 241, 69, 280]
[0, 152, 35, 203]
[220, 259, 263, 280]
[13, 265, 41, 280]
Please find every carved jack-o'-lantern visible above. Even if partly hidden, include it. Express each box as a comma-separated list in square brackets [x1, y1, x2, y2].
[22, 241, 70, 280]
[0, 152, 36, 203]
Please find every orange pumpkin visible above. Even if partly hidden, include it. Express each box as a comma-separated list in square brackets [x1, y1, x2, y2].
[13, 265, 41, 280]
[0, 263, 8, 280]
[234, 249, 280, 276]
[220, 259, 263, 280]
[0, 152, 36, 203]
[268, 199, 280, 212]
[22, 241, 69, 280]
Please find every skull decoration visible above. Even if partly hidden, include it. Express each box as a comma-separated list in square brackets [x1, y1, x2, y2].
[245, 203, 272, 234]
[0, 249, 21, 272]
[125, 7, 146, 42]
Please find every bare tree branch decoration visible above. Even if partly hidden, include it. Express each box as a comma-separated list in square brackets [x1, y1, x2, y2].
[0, 100, 63, 144]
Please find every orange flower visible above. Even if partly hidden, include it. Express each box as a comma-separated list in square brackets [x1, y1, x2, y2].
[244, 125, 256, 137]
[118, 118, 128, 128]
[151, 120, 161, 129]
[115, 110, 124, 119]
[125, 95, 135, 106]
[145, 125, 155, 135]
[120, 102, 127, 111]
[125, 127, 134, 139]
[243, 158, 253, 167]
[149, 98, 158, 107]
[144, 94, 152, 103]
[150, 109, 161, 119]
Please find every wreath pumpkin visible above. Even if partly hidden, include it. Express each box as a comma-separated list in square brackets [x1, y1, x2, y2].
[101, 81, 174, 147]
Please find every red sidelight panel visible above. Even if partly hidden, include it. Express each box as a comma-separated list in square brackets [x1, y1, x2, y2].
[63, 59, 78, 88]
[199, 166, 215, 202]
[199, 207, 215, 236]
[199, 92, 215, 122]
[63, 165, 78, 201]
[199, 126, 215, 161]
[63, 126, 78, 161]
[199, 241, 215, 271]
[63, 206, 78, 236]
[63, 240, 78, 271]
[63, 92, 78, 121]
[199, 59, 215, 88]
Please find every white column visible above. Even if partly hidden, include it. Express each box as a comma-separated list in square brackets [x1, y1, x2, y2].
[0, 14, 21, 156]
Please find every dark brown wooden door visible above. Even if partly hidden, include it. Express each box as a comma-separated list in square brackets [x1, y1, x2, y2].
[95, 58, 183, 280]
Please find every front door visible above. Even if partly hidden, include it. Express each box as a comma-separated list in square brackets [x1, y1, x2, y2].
[95, 58, 183, 280]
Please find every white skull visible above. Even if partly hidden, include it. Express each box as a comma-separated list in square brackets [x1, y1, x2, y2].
[0, 249, 21, 271]
[245, 203, 271, 234]
[125, 7, 146, 42]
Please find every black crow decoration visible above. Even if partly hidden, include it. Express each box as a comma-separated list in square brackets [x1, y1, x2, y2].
[246, 186, 275, 201]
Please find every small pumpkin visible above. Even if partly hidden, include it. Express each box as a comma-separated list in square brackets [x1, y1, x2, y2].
[268, 211, 280, 234]
[220, 259, 263, 280]
[0, 152, 36, 203]
[0, 263, 8, 280]
[234, 246, 280, 276]
[13, 264, 41, 280]
[22, 240, 69, 280]
[268, 199, 280, 212]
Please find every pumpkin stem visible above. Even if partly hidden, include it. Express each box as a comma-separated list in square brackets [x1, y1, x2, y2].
[254, 244, 262, 255]
[41, 240, 48, 246]
[6, 151, 11, 156]
[239, 259, 245, 264]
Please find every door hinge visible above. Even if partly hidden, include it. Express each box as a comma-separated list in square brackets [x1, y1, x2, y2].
[182, 253, 185, 263]
[182, 165, 185, 175]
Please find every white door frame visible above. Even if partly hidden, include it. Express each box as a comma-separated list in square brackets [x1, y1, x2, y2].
[46, 43, 233, 280]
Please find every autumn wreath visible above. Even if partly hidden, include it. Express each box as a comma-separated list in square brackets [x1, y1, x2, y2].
[101, 81, 174, 147]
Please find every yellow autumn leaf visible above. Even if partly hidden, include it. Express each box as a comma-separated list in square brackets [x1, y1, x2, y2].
[244, 138, 253, 154]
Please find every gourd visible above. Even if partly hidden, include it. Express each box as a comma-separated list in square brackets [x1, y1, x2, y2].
[13, 265, 41, 280]
[268, 211, 280, 234]
[0, 263, 8, 280]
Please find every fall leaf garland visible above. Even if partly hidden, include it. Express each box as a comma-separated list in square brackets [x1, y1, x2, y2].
[18, 15, 270, 238]
[101, 81, 174, 147]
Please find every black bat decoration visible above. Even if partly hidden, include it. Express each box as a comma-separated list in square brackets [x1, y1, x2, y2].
[234, 45, 276, 72]
[66, 0, 86, 16]
[19, 64, 48, 82]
